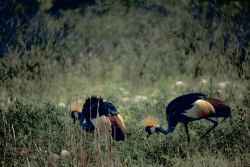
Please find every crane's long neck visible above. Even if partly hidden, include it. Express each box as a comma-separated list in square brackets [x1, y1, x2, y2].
[155, 120, 177, 134]
[156, 126, 175, 134]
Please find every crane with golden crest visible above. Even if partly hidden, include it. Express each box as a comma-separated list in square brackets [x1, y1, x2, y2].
[142, 93, 231, 143]
[69, 96, 125, 141]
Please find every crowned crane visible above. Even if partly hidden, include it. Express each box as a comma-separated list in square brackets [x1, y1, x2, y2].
[143, 93, 231, 143]
[69, 96, 125, 141]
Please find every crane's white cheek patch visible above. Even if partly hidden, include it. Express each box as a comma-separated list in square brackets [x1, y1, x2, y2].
[73, 112, 79, 119]
[150, 127, 156, 133]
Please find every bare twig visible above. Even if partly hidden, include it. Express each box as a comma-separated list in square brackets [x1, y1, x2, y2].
[11, 125, 16, 141]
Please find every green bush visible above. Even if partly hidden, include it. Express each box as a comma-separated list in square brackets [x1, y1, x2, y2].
[0, 100, 68, 166]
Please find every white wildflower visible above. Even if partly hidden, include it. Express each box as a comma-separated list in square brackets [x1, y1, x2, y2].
[175, 81, 185, 87]
[58, 102, 66, 108]
[134, 95, 148, 102]
[201, 79, 208, 84]
[60, 150, 70, 157]
[218, 81, 229, 89]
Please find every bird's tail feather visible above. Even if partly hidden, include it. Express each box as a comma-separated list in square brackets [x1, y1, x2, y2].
[206, 99, 231, 118]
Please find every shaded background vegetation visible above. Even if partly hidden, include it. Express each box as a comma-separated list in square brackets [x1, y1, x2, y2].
[0, 0, 250, 166]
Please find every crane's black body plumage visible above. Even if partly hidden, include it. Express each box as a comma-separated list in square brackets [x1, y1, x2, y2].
[166, 93, 208, 123]
[154, 93, 231, 143]
[82, 96, 125, 141]
[82, 97, 119, 119]
[71, 96, 125, 141]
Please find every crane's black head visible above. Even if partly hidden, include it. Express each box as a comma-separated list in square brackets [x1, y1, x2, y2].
[70, 111, 81, 124]
[145, 126, 153, 137]
[69, 100, 84, 124]
[145, 126, 160, 138]
[142, 116, 161, 137]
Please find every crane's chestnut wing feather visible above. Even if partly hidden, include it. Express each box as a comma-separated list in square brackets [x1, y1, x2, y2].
[109, 115, 125, 141]
[204, 99, 231, 118]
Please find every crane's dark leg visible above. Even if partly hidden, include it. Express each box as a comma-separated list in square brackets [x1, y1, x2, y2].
[184, 124, 190, 143]
[200, 118, 218, 139]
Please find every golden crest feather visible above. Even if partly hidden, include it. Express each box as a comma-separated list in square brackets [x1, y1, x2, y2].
[141, 116, 160, 127]
[68, 101, 84, 113]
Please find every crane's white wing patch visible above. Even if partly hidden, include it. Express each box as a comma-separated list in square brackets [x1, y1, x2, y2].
[90, 116, 111, 132]
[182, 99, 215, 119]
[117, 114, 126, 128]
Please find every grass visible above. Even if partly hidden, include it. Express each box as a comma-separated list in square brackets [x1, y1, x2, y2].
[1, 78, 249, 166]
[1, 1, 250, 167]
